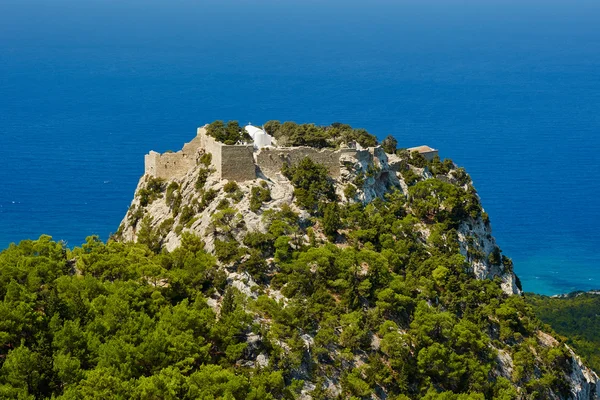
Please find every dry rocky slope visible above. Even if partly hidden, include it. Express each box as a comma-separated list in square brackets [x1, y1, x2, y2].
[116, 129, 598, 399]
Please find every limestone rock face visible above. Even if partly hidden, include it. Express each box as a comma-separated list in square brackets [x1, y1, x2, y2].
[568, 349, 600, 399]
[118, 144, 518, 293]
[115, 137, 600, 399]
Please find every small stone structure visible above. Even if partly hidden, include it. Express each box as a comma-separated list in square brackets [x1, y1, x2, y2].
[144, 134, 203, 180]
[144, 125, 436, 182]
[407, 145, 438, 161]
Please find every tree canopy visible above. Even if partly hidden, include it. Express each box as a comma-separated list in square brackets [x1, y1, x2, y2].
[0, 153, 586, 399]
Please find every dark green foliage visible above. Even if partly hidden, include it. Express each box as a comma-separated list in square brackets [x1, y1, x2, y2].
[0, 152, 586, 399]
[195, 167, 212, 190]
[344, 183, 358, 201]
[136, 215, 162, 253]
[199, 152, 212, 167]
[409, 179, 482, 224]
[322, 202, 341, 241]
[488, 246, 502, 266]
[166, 182, 183, 217]
[206, 120, 251, 145]
[527, 292, 600, 373]
[214, 239, 243, 264]
[198, 188, 219, 212]
[408, 151, 428, 168]
[136, 217, 174, 253]
[223, 181, 239, 193]
[240, 249, 269, 281]
[137, 177, 166, 207]
[127, 204, 144, 226]
[401, 167, 421, 186]
[263, 120, 281, 137]
[0, 235, 261, 399]
[179, 205, 195, 227]
[216, 198, 230, 210]
[250, 182, 271, 212]
[382, 134, 398, 154]
[243, 231, 275, 256]
[223, 181, 244, 203]
[282, 157, 336, 213]
[165, 182, 179, 204]
[263, 120, 378, 149]
[430, 156, 455, 176]
[451, 168, 471, 186]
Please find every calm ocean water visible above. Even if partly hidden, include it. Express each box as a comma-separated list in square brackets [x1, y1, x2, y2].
[1, 0, 599, 295]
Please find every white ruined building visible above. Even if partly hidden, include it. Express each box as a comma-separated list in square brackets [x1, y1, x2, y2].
[244, 124, 274, 148]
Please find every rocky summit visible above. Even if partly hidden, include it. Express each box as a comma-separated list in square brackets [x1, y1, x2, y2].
[109, 121, 599, 399]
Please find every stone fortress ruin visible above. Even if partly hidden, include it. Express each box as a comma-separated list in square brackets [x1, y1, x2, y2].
[144, 124, 438, 182]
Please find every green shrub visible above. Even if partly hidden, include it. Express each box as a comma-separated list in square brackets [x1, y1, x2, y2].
[250, 183, 271, 212]
[128, 205, 144, 225]
[216, 199, 230, 210]
[322, 202, 341, 241]
[223, 181, 239, 193]
[165, 182, 179, 204]
[199, 152, 212, 167]
[136, 216, 161, 253]
[344, 184, 358, 201]
[261, 120, 378, 149]
[195, 168, 212, 190]
[214, 239, 243, 264]
[137, 177, 166, 207]
[381, 135, 398, 154]
[451, 168, 471, 186]
[179, 205, 195, 227]
[401, 167, 420, 186]
[243, 231, 275, 255]
[206, 120, 251, 145]
[223, 181, 244, 203]
[199, 188, 219, 211]
[409, 151, 428, 168]
[282, 157, 336, 213]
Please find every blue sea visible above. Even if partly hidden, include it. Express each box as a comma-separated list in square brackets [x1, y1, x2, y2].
[1, 0, 599, 295]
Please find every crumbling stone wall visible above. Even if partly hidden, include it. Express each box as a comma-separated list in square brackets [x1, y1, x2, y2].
[145, 125, 392, 183]
[198, 127, 256, 181]
[255, 147, 356, 178]
[144, 151, 195, 180]
[144, 133, 203, 180]
[221, 145, 256, 181]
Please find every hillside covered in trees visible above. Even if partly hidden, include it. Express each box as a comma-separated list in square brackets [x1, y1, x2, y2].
[527, 292, 600, 374]
[0, 122, 598, 399]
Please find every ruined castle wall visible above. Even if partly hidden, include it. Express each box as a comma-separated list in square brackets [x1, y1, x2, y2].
[144, 151, 196, 180]
[144, 130, 205, 180]
[146, 126, 383, 183]
[144, 152, 160, 177]
[220, 145, 256, 181]
[199, 128, 224, 178]
[182, 134, 203, 156]
[256, 147, 356, 178]
[197, 127, 256, 181]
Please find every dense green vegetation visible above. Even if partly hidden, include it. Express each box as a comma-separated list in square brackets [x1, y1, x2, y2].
[207, 119, 379, 148]
[249, 182, 272, 213]
[206, 120, 252, 145]
[0, 235, 298, 399]
[263, 121, 378, 149]
[281, 157, 336, 214]
[526, 292, 600, 373]
[0, 152, 588, 399]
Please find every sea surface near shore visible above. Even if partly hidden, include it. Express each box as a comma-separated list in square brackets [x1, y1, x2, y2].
[1, 0, 599, 295]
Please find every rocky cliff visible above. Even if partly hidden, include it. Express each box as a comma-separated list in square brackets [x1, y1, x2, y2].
[114, 137, 598, 399]
[118, 144, 518, 294]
